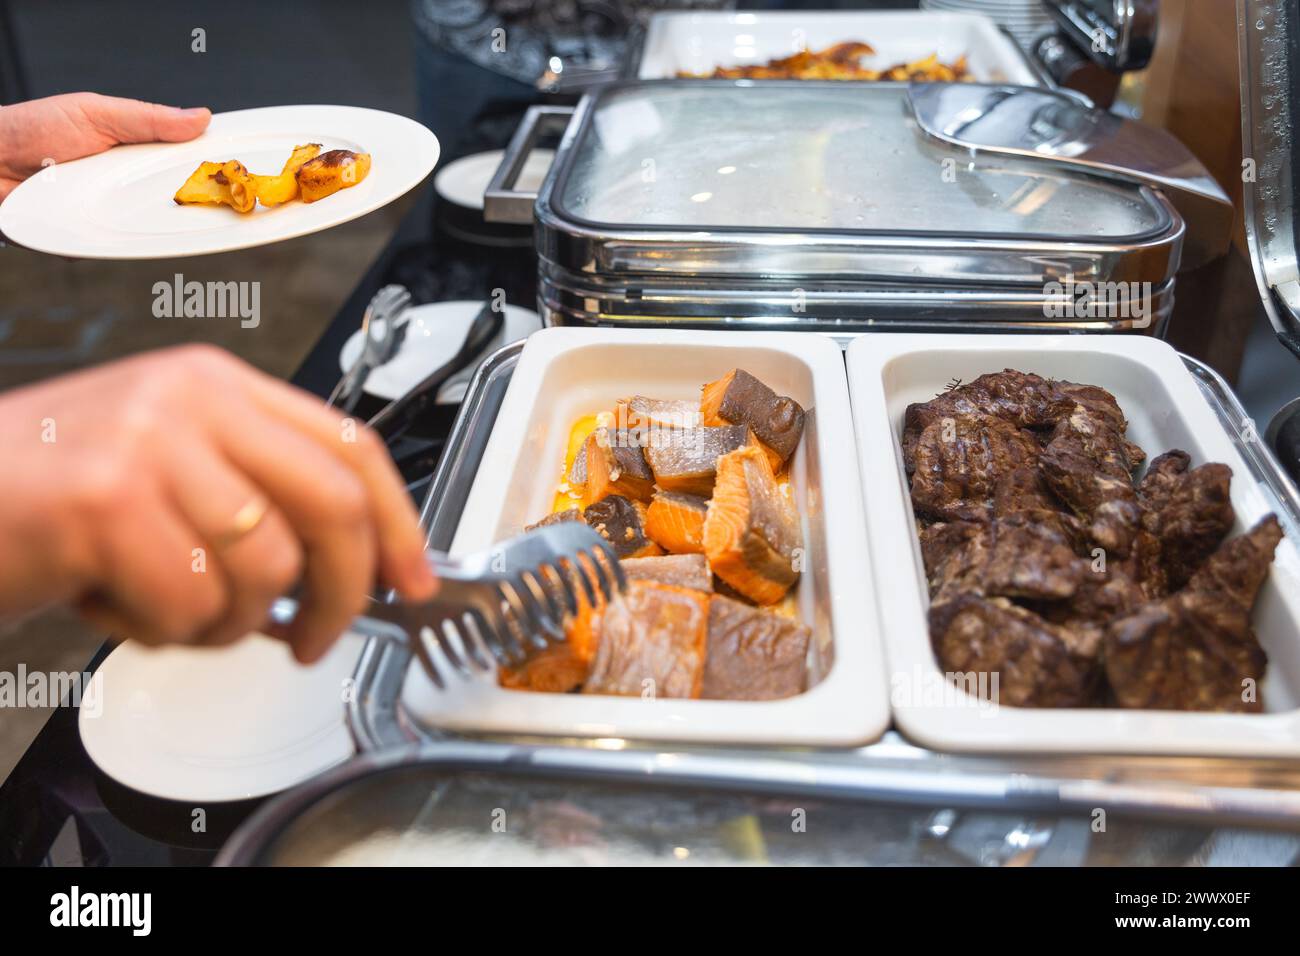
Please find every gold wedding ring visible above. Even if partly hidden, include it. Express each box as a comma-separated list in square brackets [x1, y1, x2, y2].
[216, 496, 269, 548]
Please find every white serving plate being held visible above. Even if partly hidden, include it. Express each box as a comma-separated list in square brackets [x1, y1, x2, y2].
[847, 333, 1300, 758]
[400, 327, 889, 747]
[0, 104, 439, 259]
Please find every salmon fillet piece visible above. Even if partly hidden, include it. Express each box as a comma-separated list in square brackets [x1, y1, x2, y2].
[644, 425, 751, 496]
[703, 444, 802, 605]
[644, 491, 709, 554]
[499, 558, 607, 693]
[584, 581, 710, 698]
[621, 553, 713, 592]
[702, 595, 810, 700]
[585, 426, 655, 504]
[700, 369, 805, 471]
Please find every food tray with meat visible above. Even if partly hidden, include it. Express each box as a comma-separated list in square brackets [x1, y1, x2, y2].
[847, 334, 1300, 757]
[635, 10, 1043, 86]
[394, 328, 886, 746]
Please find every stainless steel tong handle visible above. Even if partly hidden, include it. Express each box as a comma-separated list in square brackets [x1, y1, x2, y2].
[269, 523, 625, 688]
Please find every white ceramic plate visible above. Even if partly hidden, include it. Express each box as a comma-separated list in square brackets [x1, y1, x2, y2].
[338, 301, 541, 404]
[846, 333, 1300, 757]
[0, 105, 439, 259]
[399, 327, 890, 747]
[638, 10, 1042, 85]
[78, 633, 362, 802]
[434, 149, 554, 211]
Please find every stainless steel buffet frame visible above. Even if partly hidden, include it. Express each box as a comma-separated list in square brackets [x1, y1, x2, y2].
[347, 339, 1300, 830]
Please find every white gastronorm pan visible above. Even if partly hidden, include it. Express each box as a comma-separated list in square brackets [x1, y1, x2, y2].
[400, 327, 888, 747]
[846, 334, 1300, 758]
[637, 10, 1043, 86]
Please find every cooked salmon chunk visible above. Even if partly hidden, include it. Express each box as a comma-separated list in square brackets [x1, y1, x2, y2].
[499, 538, 607, 693]
[584, 581, 710, 698]
[525, 509, 582, 532]
[702, 595, 810, 700]
[703, 444, 802, 604]
[614, 396, 702, 434]
[621, 553, 713, 592]
[700, 369, 805, 471]
[585, 427, 655, 504]
[645, 491, 709, 554]
[645, 425, 751, 496]
[583, 494, 662, 559]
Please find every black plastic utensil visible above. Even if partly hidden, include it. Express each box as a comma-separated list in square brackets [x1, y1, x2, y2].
[366, 301, 505, 440]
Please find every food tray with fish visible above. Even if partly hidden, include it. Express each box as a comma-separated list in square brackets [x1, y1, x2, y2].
[393, 327, 886, 746]
[847, 334, 1300, 757]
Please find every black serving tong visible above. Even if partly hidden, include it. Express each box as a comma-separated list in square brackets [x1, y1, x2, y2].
[366, 300, 505, 443]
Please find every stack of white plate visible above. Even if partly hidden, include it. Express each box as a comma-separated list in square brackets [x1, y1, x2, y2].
[920, 0, 1054, 50]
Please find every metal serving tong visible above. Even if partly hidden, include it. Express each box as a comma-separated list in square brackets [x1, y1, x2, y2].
[328, 284, 412, 414]
[270, 522, 625, 687]
[366, 300, 504, 440]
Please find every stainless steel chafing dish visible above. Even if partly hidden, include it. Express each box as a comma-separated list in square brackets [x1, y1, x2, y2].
[484, 79, 1229, 335]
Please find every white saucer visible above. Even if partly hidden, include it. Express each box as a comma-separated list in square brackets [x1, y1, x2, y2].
[433, 149, 554, 211]
[339, 300, 542, 404]
[78, 633, 362, 803]
[0, 105, 439, 259]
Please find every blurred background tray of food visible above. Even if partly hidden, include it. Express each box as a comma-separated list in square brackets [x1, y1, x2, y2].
[638, 9, 1040, 84]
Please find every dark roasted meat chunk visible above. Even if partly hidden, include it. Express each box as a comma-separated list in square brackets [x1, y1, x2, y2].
[901, 370, 1074, 472]
[1104, 516, 1282, 712]
[920, 518, 1083, 603]
[1038, 406, 1142, 557]
[1138, 451, 1235, 590]
[930, 594, 1101, 707]
[909, 412, 1041, 522]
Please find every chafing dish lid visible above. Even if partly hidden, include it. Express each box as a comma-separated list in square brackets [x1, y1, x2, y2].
[551, 81, 1173, 241]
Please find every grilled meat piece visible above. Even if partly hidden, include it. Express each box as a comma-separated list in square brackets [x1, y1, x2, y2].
[702, 596, 810, 700]
[1104, 516, 1282, 712]
[991, 465, 1087, 550]
[1137, 451, 1235, 590]
[920, 518, 1084, 603]
[930, 594, 1102, 707]
[1038, 405, 1142, 558]
[902, 370, 1075, 473]
[584, 581, 710, 698]
[700, 369, 805, 470]
[909, 412, 1041, 523]
[1136, 449, 1192, 505]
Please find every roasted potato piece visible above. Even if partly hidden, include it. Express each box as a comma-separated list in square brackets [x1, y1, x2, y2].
[250, 143, 322, 206]
[173, 159, 256, 213]
[296, 149, 372, 203]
